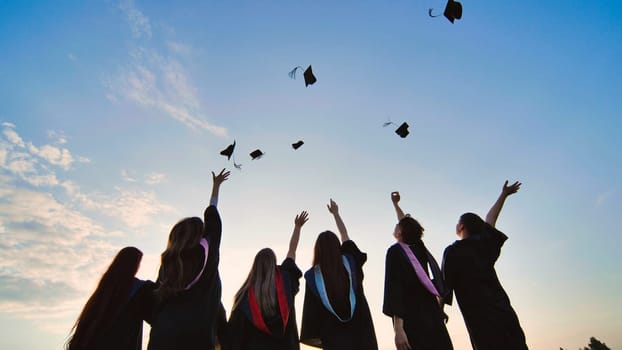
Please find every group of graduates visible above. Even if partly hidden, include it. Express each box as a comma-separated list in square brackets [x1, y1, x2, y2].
[65, 168, 529, 350]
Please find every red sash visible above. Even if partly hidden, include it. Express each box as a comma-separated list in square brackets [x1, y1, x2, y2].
[248, 268, 290, 335]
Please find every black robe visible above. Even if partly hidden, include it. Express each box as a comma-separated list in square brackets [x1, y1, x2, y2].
[383, 242, 453, 350]
[225, 258, 303, 350]
[300, 240, 378, 350]
[442, 227, 528, 350]
[148, 205, 227, 350]
[93, 278, 157, 350]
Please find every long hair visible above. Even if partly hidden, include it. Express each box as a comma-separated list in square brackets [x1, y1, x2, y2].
[459, 212, 488, 237]
[398, 216, 425, 244]
[313, 231, 349, 318]
[157, 217, 204, 301]
[232, 248, 278, 317]
[66, 247, 142, 350]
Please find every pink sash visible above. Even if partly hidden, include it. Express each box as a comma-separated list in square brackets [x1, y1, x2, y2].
[398, 242, 440, 297]
[185, 238, 209, 290]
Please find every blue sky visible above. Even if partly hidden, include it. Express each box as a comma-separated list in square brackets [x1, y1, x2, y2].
[0, 1, 621, 349]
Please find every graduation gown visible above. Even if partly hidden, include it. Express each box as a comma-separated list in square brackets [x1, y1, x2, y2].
[383, 242, 453, 350]
[92, 278, 157, 350]
[148, 205, 226, 350]
[225, 258, 303, 350]
[300, 240, 378, 350]
[442, 228, 528, 350]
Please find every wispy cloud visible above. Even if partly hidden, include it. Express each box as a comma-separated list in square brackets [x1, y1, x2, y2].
[145, 172, 167, 185]
[118, 0, 152, 39]
[67, 53, 77, 61]
[121, 169, 138, 182]
[596, 190, 616, 207]
[107, 1, 226, 137]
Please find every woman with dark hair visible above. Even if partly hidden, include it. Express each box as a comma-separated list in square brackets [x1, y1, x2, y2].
[383, 191, 453, 350]
[225, 211, 309, 350]
[148, 168, 230, 350]
[66, 246, 156, 350]
[442, 181, 528, 350]
[300, 199, 378, 350]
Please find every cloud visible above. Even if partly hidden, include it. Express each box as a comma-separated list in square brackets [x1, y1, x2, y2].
[108, 1, 226, 137]
[109, 50, 227, 136]
[596, 190, 616, 207]
[0, 276, 79, 304]
[118, 0, 152, 39]
[0, 122, 175, 334]
[145, 172, 167, 185]
[0, 125, 88, 187]
[3, 125, 25, 147]
[121, 169, 138, 182]
[67, 53, 77, 61]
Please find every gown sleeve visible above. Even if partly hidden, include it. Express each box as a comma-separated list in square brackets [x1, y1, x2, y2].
[300, 282, 323, 348]
[202, 205, 222, 278]
[128, 280, 158, 324]
[441, 245, 456, 306]
[481, 226, 508, 265]
[382, 246, 407, 318]
[341, 240, 367, 268]
[281, 258, 303, 296]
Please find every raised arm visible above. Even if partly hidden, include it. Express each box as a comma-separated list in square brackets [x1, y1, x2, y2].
[210, 168, 230, 207]
[327, 199, 350, 242]
[391, 191, 406, 221]
[485, 180, 521, 227]
[204, 169, 230, 245]
[286, 211, 309, 261]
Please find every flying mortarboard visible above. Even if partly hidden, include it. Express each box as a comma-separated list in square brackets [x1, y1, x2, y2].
[428, 0, 462, 23]
[395, 122, 410, 138]
[220, 141, 236, 160]
[250, 149, 264, 160]
[292, 140, 304, 150]
[289, 65, 317, 87]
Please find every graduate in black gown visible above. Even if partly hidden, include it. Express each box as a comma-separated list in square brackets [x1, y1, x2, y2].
[383, 191, 453, 350]
[442, 181, 528, 350]
[300, 199, 378, 350]
[66, 247, 156, 350]
[148, 168, 230, 350]
[225, 211, 309, 350]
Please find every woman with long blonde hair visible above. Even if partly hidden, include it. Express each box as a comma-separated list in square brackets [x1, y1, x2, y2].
[148, 169, 230, 350]
[226, 211, 309, 350]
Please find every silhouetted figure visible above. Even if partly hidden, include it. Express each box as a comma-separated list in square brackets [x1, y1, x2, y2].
[300, 199, 378, 350]
[148, 169, 230, 350]
[225, 211, 309, 350]
[442, 181, 528, 350]
[66, 247, 156, 350]
[383, 191, 453, 350]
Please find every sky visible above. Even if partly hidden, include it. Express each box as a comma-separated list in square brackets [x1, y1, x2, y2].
[0, 0, 621, 349]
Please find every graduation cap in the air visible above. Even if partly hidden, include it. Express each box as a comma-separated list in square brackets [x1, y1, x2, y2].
[220, 141, 236, 160]
[292, 140, 304, 150]
[289, 65, 317, 87]
[395, 122, 410, 138]
[429, 0, 462, 23]
[250, 149, 264, 160]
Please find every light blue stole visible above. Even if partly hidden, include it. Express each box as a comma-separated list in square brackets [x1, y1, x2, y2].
[313, 255, 356, 322]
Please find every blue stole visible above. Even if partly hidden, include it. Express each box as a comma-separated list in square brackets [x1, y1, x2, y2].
[309, 255, 357, 322]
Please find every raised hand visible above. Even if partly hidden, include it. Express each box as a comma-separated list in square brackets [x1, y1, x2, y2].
[326, 199, 339, 215]
[501, 180, 521, 197]
[212, 168, 230, 186]
[294, 211, 309, 228]
[391, 191, 401, 204]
